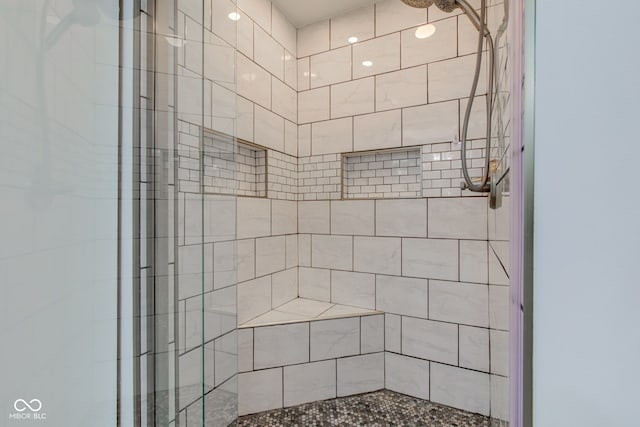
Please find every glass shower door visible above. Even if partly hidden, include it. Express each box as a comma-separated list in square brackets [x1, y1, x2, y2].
[132, 0, 240, 424]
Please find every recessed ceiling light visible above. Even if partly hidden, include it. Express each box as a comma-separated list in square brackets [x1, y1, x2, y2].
[415, 24, 436, 39]
[348, 36, 358, 43]
[228, 12, 241, 21]
[362, 60, 373, 67]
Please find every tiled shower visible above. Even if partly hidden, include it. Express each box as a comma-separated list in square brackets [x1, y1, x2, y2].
[143, 0, 511, 424]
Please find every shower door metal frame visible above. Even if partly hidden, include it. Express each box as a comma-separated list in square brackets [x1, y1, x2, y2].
[509, 0, 535, 426]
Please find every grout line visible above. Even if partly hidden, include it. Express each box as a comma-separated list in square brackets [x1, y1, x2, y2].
[457, 324, 460, 367]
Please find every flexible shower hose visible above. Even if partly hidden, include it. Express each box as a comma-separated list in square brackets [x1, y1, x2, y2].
[460, 0, 495, 192]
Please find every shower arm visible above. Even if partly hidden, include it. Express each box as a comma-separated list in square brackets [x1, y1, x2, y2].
[455, 0, 490, 36]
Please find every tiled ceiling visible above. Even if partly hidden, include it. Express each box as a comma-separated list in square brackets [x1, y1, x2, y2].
[271, 0, 376, 28]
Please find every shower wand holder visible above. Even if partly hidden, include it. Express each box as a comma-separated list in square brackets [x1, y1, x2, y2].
[460, 179, 490, 192]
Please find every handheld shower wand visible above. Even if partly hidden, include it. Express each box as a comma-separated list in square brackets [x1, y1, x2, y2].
[401, 0, 495, 193]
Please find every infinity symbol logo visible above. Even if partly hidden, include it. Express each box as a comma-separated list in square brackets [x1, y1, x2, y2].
[13, 399, 42, 412]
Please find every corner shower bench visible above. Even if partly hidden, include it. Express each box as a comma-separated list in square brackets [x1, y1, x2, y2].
[237, 298, 385, 416]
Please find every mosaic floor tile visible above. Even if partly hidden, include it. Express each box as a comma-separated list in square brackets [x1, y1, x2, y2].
[236, 389, 495, 426]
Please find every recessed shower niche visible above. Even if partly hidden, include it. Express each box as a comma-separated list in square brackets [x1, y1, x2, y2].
[342, 147, 422, 199]
[202, 130, 267, 197]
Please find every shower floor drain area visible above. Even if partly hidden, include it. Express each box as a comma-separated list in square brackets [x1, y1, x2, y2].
[236, 390, 494, 427]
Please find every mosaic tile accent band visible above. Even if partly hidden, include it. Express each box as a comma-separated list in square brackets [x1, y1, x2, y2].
[268, 150, 299, 200]
[298, 154, 342, 200]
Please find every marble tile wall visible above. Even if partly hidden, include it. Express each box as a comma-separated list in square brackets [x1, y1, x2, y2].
[235, 0, 299, 203]
[231, 0, 510, 422]
[238, 314, 385, 415]
[296, 0, 489, 198]
[292, 196, 507, 418]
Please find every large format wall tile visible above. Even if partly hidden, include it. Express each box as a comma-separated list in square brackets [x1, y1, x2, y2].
[298, 201, 330, 234]
[310, 46, 352, 88]
[402, 316, 458, 365]
[330, 6, 374, 49]
[299, 267, 331, 301]
[271, 4, 296, 55]
[237, 197, 271, 239]
[385, 352, 430, 400]
[271, 267, 298, 308]
[299, 87, 330, 124]
[459, 325, 490, 372]
[376, 275, 428, 318]
[385, 313, 401, 353]
[354, 237, 402, 275]
[460, 240, 489, 284]
[254, 323, 310, 369]
[376, 66, 428, 112]
[254, 26, 284, 80]
[376, 199, 427, 237]
[353, 33, 400, 79]
[238, 276, 271, 324]
[271, 200, 297, 235]
[429, 280, 489, 327]
[310, 317, 360, 361]
[238, 328, 254, 372]
[401, 17, 457, 68]
[237, 53, 271, 108]
[354, 110, 402, 151]
[337, 353, 385, 396]
[430, 363, 490, 416]
[238, 0, 271, 33]
[402, 100, 459, 146]
[375, 0, 427, 37]
[254, 105, 284, 151]
[255, 235, 286, 276]
[311, 117, 353, 155]
[312, 235, 353, 270]
[331, 270, 375, 309]
[361, 314, 384, 353]
[272, 77, 297, 122]
[428, 197, 488, 240]
[428, 54, 486, 103]
[284, 360, 337, 407]
[331, 78, 375, 119]
[402, 238, 459, 280]
[331, 200, 375, 236]
[298, 20, 330, 57]
[238, 368, 283, 415]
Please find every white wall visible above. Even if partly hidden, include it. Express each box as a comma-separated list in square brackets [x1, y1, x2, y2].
[533, 1, 640, 425]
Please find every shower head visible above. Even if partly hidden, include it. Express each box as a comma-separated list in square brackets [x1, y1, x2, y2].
[400, 0, 487, 34]
[400, 0, 457, 12]
[434, 0, 458, 12]
[400, 0, 436, 7]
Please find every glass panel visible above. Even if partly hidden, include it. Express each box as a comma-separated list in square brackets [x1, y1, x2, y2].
[1, 0, 239, 425]
[0, 0, 121, 425]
